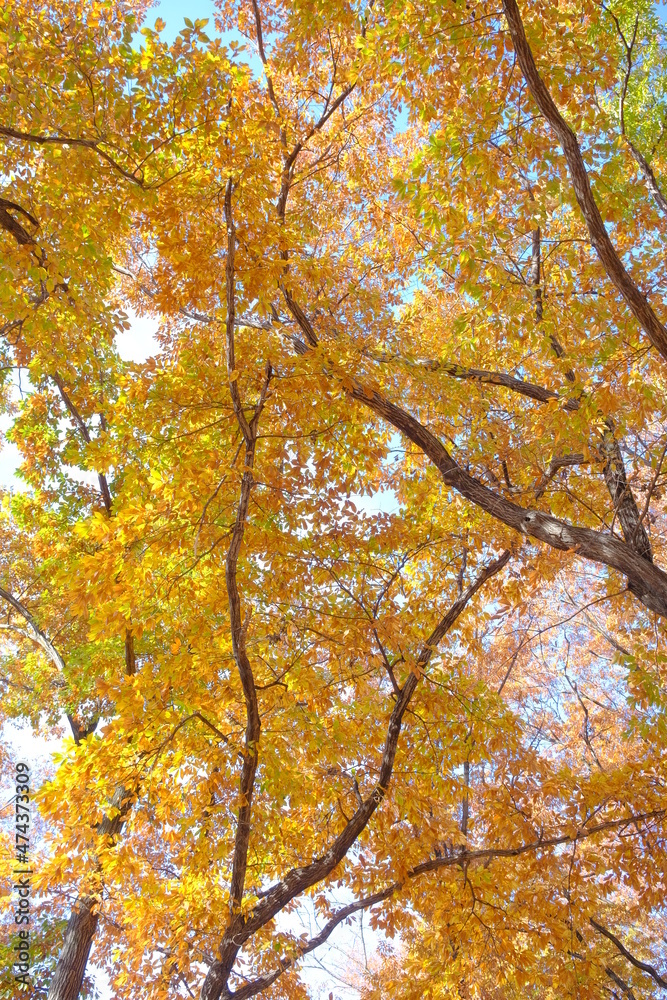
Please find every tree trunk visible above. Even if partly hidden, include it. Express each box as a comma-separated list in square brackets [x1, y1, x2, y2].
[47, 899, 98, 1000]
[47, 784, 131, 999]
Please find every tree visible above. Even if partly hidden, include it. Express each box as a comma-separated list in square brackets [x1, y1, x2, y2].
[1, 0, 666, 998]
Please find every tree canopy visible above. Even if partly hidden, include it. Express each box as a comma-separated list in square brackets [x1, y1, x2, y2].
[1, 1, 667, 998]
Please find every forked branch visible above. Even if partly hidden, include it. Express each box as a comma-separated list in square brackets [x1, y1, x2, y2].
[230, 808, 665, 999]
[200, 550, 509, 999]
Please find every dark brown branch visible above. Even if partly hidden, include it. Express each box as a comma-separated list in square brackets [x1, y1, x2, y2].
[250, 0, 282, 120]
[124, 631, 136, 676]
[147, 713, 230, 768]
[223, 177, 263, 923]
[229, 885, 397, 1000]
[349, 381, 667, 617]
[461, 758, 470, 836]
[534, 453, 585, 500]
[249, 556, 509, 918]
[40, 362, 139, 1000]
[0, 126, 146, 187]
[200, 552, 508, 1000]
[501, 0, 667, 362]
[412, 809, 665, 877]
[201, 181, 268, 998]
[600, 427, 653, 562]
[48, 784, 136, 1000]
[281, 290, 667, 616]
[605, 966, 637, 1000]
[276, 80, 357, 221]
[229, 808, 665, 1000]
[225, 179, 253, 446]
[0, 196, 38, 245]
[65, 715, 98, 745]
[635, 436, 667, 542]
[52, 374, 136, 697]
[590, 918, 667, 989]
[383, 352, 560, 403]
[532, 255, 648, 549]
[52, 373, 113, 515]
[531, 226, 543, 321]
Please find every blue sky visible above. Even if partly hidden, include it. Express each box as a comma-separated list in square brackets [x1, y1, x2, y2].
[149, 0, 667, 34]
[146, 0, 219, 41]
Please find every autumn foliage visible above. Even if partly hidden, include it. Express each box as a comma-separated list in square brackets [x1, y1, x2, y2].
[1, 1, 667, 998]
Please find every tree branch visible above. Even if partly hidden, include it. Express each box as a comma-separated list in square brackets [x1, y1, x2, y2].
[0, 126, 147, 187]
[349, 381, 667, 617]
[370, 349, 560, 403]
[222, 176, 268, 937]
[229, 808, 665, 999]
[52, 373, 113, 514]
[590, 918, 667, 990]
[0, 196, 38, 245]
[280, 287, 667, 616]
[600, 426, 652, 562]
[606, 6, 667, 215]
[201, 550, 509, 999]
[0, 585, 66, 673]
[605, 966, 637, 1000]
[501, 0, 667, 362]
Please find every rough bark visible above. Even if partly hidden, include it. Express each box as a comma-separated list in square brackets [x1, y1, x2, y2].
[600, 429, 653, 562]
[350, 383, 667, 617]
[47, 784, 133, 1000]
[46, 901, 99, 1000]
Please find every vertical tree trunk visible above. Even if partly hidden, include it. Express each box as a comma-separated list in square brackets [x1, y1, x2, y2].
[47, 899, 98, 1000]
[47, 785, 131, 999]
